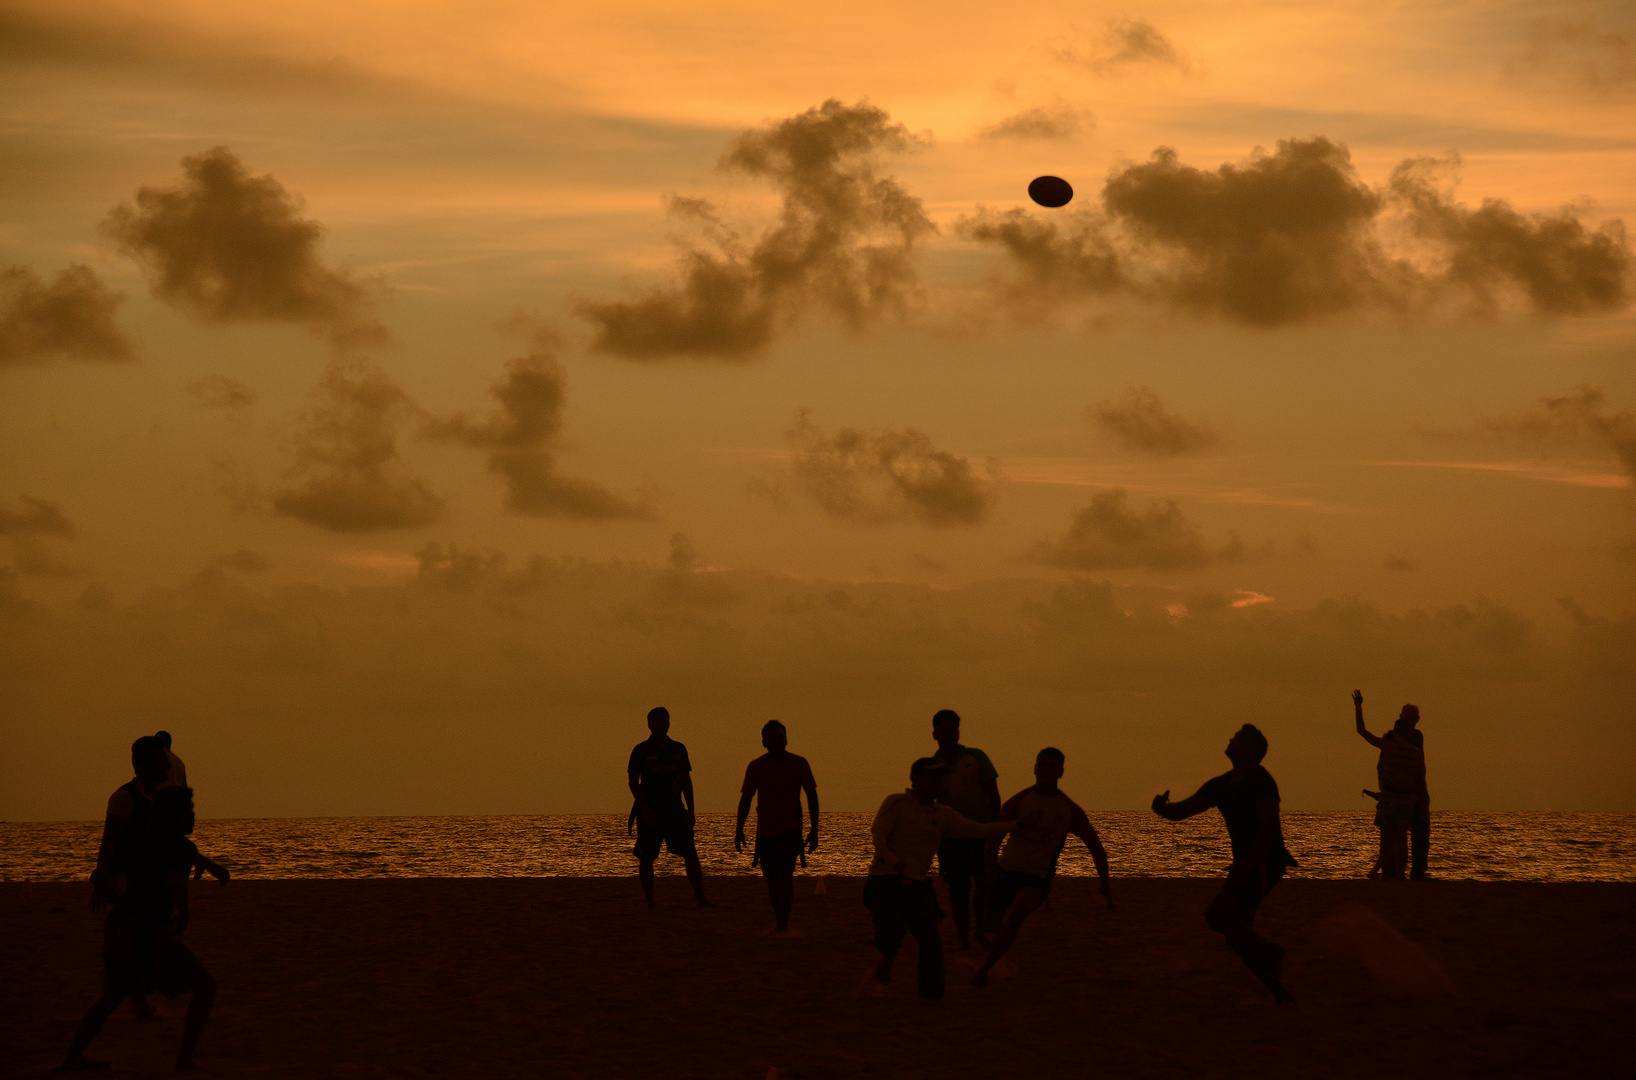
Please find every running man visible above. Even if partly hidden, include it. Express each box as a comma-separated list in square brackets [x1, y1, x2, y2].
[59, 786, 218, 1072]
[972, 747, 1113, 987]
[628, 707, 711, 908]
[867, 758, 1014, 999]
[735, 720, 819, 932]
[930, 709, 1001, 949]
[1151, 724, 1296, 1005]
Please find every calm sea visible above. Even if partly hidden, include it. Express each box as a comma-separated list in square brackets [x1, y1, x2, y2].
[3, 811, 1632, 883]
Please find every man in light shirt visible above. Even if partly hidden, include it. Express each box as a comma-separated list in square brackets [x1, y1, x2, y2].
[972, 747, 1113, 987]
[866, 758, 1014, 999]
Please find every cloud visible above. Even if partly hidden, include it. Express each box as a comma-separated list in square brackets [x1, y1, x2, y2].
[424, 336, 649, 520]
[1030, 489, 1257, 571]
[1476, 385, 1636, 481]
[272, 360, 444, 532]
[1089, 386, 1219, 455]
[578, 100, 934, 360]
[1390, 156, 1630, 316]
[0, 264, 132, 365]
[1058, 18, 1191, 75]
[103, 147, 386, 347]
[215, 549, 270, 572]
[1508, 16, 1636, 96]
[0, 494, 79, 577]
[1384, 555, 1416, 572]
[785, 410, 993, 526]
[963, 138, 1632, 326]
[977, 103, 1090, 141]
[188, 374, 256, 411]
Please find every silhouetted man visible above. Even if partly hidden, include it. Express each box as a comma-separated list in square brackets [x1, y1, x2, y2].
[91, 737, 172, 913]
[1152, 724, 1296, 1005]
[735, 720, 819, 932]
[628, 706, 710, 908]
[973, 747, 1113, 987]
[867, 758, 1014, 999]
[60, 786, 217, 1073]
[930, 709, 1001, 949]
[1353, 690, 1424, 880]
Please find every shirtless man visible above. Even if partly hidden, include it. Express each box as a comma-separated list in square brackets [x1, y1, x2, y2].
[628, 707, 710, 908]
[1152, 724, 1296, 1005]
[930, 709, 1001, 949]
[866, 758, 1014, 999]
[972, 748, 1113, 987]
[735, 720, 820, 932]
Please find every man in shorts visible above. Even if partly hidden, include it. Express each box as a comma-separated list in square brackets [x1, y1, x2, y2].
[930, 709, 1001, 949]
[1152, 724, 1296, 1005]
[59, 786, 218, 1072]
[866, 758, 1015, 999]
[735, 720, 819, 932]
[628, 706, 710, 908]
[972, 747, 1113, 987]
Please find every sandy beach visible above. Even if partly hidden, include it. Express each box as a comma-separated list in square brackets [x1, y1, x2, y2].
[6, 876, 1631, 1079]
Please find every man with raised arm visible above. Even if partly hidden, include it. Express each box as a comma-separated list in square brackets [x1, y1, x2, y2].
[866, 758, 1015, 999]
[1151, 724, 1296, 1005]
[972, 747, 1113, 987]
[1352, 690, 1425, 880]
[628, 706, 711, 909]
[929, 709, 1002, 950]
[735, 720, 819, 933]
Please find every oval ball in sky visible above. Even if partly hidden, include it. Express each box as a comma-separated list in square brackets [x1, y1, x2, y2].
[1028, 175, 1073, 208]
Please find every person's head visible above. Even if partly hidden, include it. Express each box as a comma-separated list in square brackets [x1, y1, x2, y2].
[1395, 704, 1420, 732]
[761, 720, 788, 753]
[131, 736, 169, 783]
[646, 707, 670, 737]
[155, 785, 195, 835]
[932, 709, 961, 749]
[154, 730, 173, 751]
[909, 756, 949, 799]
[1034, 747, 1065, 785]
[1226, 724, 1269, 766]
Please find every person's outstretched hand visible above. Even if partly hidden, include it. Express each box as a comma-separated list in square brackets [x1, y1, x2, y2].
[1352, 689, 1363, 708]
[1150, 790, 1170, 815]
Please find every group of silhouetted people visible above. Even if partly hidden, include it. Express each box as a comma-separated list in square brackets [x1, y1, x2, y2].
[65, 694, 1429, 1069]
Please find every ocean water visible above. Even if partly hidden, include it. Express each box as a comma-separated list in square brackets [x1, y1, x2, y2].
[3, 811, 1632, 883]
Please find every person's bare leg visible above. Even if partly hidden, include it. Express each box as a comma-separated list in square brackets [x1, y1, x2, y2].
[127, 989, 155, 1019]
[683, 853, 712, 907]
[770, 872, 794, 931]
[639, 860, 656, 908]
[973, 889, 1042, 986]
[175, 969, 216, 1071]
[1206, 889, 1292, 1005]
[972, 875, 992, 947]
[59, 985, 124, 1071]
[1388, 830, 1408, 880]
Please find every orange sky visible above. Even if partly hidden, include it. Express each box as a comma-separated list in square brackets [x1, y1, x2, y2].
[2, 0, 1633, 819]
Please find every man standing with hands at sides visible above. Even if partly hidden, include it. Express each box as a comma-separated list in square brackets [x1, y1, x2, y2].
[972, 748, 1113, 988]
[930, 709, 1002, 950]
[1152, 725, 1297, 1005]
[628, 707, 711, 909]
[735, 721, 819, 933]
[867, 758, 1014, 999]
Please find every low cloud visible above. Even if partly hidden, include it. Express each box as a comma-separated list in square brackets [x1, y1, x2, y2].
[977, 103, 1090, 141]
[1057, 18, 1191, 75]
[1090, 386, 1219, 455]
[272, 361, 444, 532]
[578, 100, 934, 360]
[425, 336, 649, 520]
[1476, 385, 1636, 481]
[785, 410, 993, 526]
[188, 374, 256, 411]
[0, 494, 79, 577]
[1031, 489, 1238, 571]
[962, 138, 1632, 326]
[104, 147, 386, 347]
[1, 264, 132, 365]
[1507, 16, 1636, 96]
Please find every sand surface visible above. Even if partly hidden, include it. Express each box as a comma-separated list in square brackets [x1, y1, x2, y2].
[5, 876, 1631, 1079]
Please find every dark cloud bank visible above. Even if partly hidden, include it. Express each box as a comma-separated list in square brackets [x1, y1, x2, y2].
[105, 147, 386, 347]
[962, 138, 1631, 326]
[783, 410, 993, 526]
[1031, 489, 1280, 572]
[0, 264, 131, 365]
[1090, 386, 1219, 456]
[578, 100, 934, 360]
